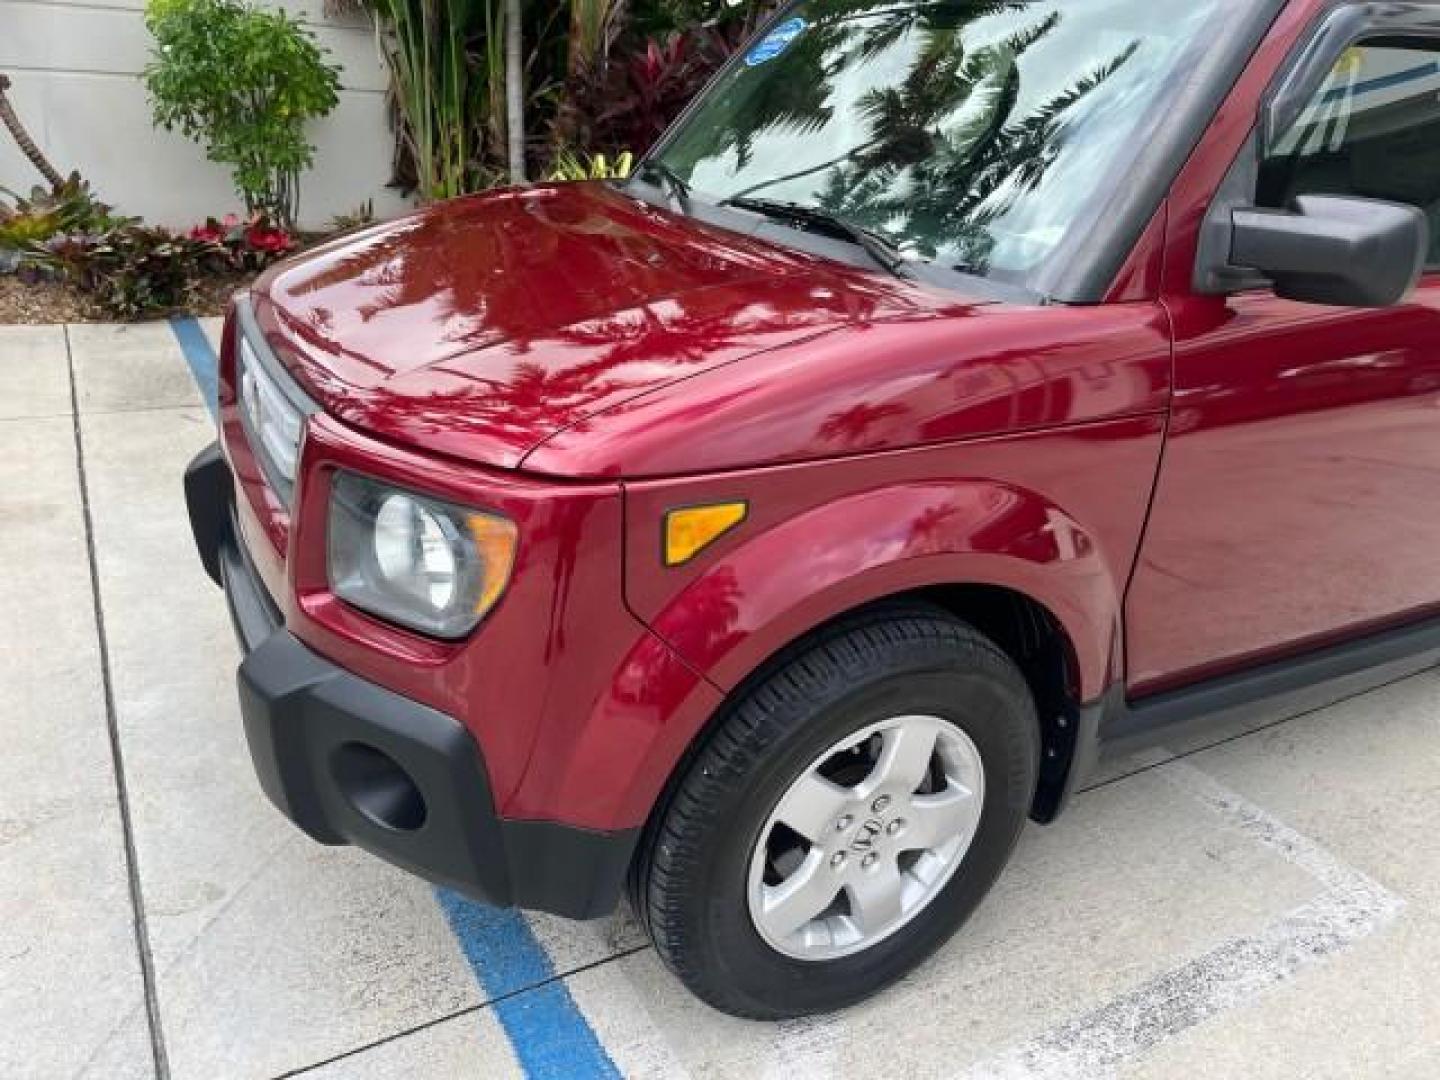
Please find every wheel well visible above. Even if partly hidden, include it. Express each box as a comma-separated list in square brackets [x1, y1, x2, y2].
[902, 584, 1081, 823]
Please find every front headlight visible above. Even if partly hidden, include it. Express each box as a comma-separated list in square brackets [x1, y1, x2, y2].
[328, 472, 517, 639]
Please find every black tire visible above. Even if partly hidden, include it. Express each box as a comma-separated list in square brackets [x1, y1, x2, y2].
[630, 604, 1038, 1019]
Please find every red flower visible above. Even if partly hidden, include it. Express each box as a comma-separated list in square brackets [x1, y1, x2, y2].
[244, 223, 294, 254]
[188, 220, 224, 244]
[189, 214, 244, 245]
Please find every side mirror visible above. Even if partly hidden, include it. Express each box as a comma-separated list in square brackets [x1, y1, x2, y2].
[1230, 195, 1429, 308]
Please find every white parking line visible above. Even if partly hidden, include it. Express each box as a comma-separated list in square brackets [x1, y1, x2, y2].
[960, 762, 1404, 1080]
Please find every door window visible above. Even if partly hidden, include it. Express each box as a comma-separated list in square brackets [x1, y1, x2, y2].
[1258, 40, 1440, 266]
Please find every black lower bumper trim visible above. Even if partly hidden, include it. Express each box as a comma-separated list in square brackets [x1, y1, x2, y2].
[184, 442, 637, 920]
[183, 441, 231, 587]
[239, 631, 508, 896]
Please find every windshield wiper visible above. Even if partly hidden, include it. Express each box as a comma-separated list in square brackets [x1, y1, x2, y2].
[720, 196, 914, 279]
[636, 160, 692, 214]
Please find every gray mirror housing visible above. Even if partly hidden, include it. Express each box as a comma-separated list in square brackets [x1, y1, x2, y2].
[1230, 195, 1429, 308]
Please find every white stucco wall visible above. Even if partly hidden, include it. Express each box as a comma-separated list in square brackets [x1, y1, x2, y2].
[0, 0, 411, 229]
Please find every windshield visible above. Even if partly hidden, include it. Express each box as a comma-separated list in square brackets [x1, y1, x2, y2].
[650, 0, 1229, 290]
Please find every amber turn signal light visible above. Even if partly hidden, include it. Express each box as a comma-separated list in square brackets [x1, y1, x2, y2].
[664, 502, 748, 566]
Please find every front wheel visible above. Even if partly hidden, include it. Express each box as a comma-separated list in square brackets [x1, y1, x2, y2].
[631, 606, 1038, 1018]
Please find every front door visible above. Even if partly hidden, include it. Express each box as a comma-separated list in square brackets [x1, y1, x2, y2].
[1127, 23, 1440, 694]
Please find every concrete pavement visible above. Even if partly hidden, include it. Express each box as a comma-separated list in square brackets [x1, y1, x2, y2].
[0, 326, 153, 1080]
[1, 318, 1438, 1078]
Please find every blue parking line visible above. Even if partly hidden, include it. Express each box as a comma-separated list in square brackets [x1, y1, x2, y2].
[437, 890, 621, 1079]
[169, 315, 218, 418]
[167, 317, 620, 1078]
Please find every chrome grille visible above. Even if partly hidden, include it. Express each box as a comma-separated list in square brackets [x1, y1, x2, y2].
[236, 302, 316, 509]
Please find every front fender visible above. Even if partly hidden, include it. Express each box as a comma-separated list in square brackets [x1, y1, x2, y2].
[626, 420, 1165, 705]
[638, 481, 1116, 696]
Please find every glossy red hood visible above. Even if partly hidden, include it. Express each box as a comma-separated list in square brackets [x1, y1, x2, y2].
[252, 183, 963, 471]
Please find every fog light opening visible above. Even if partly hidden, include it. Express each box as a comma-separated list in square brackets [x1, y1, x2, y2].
[331, 742, 428, 833]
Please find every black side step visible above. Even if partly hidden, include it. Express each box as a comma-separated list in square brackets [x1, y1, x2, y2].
[1103, 613, 1440, 754]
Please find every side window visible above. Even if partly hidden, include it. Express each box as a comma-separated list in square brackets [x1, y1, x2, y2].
[1259, 39, 1440, 266]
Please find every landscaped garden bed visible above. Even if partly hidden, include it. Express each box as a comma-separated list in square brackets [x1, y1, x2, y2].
[0, 181, 328, 323]
[0, 266, 246, 324]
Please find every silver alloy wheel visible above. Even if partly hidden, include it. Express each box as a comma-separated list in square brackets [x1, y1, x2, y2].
[746, 714, 986, 962]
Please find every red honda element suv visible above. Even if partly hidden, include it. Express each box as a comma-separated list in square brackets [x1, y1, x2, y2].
[186, 0, 1439, 1018]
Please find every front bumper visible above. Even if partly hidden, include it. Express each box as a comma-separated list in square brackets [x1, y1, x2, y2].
[183, 442, 637, 919]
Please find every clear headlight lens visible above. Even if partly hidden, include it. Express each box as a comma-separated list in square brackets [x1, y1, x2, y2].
[328, 472, 517, 639]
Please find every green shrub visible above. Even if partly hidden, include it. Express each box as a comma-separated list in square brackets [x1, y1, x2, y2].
[547, 149, 634, 182]
[0, 176, 131, 251]
[0, 211, 64, 251]
[34, 228, 227, 320]
[143, 0, 340, 228]
[358, 0, 502, 201]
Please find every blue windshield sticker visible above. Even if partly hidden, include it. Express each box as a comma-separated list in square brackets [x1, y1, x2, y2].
[746, 18, 807, 67]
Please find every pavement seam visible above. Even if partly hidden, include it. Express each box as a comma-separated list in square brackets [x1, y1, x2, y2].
[0, 411, 80, 423]
[2, 405, 205, 424]
[58, 402, 211, 418]
[64, 324, 173, 1080]
[269, 944, 653, 1079]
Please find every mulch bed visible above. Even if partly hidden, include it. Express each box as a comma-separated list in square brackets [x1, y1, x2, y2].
[0, 276, 105, 324]
[188, 272, 253, 318]
[0, 272, 252, 325]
